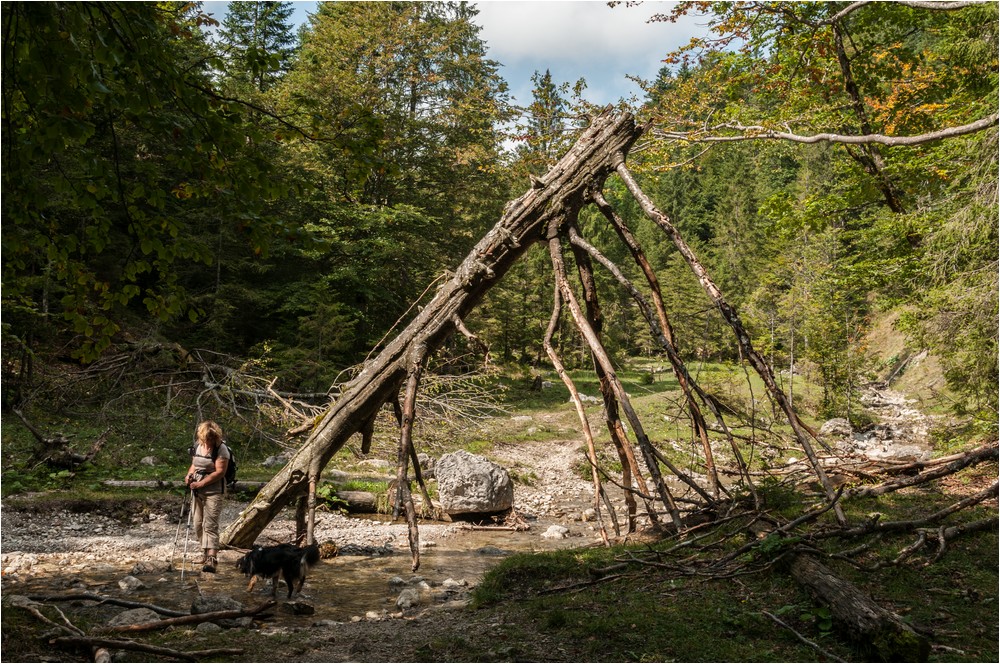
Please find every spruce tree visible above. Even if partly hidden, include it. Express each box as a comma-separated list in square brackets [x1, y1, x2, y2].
[219, 1, 297, 92]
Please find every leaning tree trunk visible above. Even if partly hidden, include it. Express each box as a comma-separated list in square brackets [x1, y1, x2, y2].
[221, 109, 644, 548]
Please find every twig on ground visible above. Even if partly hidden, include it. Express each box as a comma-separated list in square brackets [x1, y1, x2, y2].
[50, 636, 243, 661]
[762, 610, 847, 662]
[27, 593, 187, 617]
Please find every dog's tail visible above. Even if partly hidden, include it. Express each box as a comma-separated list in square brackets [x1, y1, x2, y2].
[301, 543, 320, 569]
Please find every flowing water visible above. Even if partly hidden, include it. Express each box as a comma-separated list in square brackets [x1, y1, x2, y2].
[10, 510, 597, 629]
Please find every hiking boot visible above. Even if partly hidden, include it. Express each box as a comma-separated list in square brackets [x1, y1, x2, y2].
[202, 555, 217, 573]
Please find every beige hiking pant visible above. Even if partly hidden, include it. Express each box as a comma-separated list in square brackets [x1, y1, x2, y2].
[192, 491, 224, 550]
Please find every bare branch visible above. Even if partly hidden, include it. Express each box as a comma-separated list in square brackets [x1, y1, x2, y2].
[616, 162, 846, 525]
[51, 636, 243, 661]
[542, 281, 613, 543]
[762, 610, 847, 663]
[654, 113, 999, 147]
[848, 443, 998, 498]
[26, 593, 187, 617]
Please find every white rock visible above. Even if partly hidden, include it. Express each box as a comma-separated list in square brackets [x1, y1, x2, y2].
[118, 576, 145, 592]
[542, 525, 569, 539]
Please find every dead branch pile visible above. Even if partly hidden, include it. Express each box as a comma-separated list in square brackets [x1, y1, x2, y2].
[7, 593, 274, 661]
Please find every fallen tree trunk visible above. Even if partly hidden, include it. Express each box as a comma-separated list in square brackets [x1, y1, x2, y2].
[102, 480, 265, 491]
[848, 443, 999, 498]
[222, 109, 644, 548]
[336, 490, 380, 514]
[788, 554, 930, 661]
[50, 636, 242, 661]
[98, 601, 275, 634]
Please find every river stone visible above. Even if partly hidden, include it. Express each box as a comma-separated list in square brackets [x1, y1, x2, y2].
[191, 594, 251, 628]
[192, 594, 242, 614]
[542, 525, 569, 539]
[313, 619, 339, 627]
[130, 560, 171, 576]
[442, 578, 468, 591]
[416, 452, 436, 479]
[263, 454, 290, 467]
[280, 601, 315, 615]
[196, 621, 223, 633]
[435, 450, 513, 516]
[820, 418, 853, 438]
[118, 575, 145, 592]
[108, 607, 160, 627]
[396, 588, 421, 611]
[476, 545, 510, 556]
[358, 458, 392, 471]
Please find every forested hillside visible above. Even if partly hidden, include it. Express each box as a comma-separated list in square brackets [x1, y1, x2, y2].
[3, 1, 995, 434]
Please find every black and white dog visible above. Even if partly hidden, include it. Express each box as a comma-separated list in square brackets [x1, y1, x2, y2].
[235, 543, 321, 599]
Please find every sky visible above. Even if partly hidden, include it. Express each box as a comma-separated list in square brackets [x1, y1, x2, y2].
[201, 1, 709, 106]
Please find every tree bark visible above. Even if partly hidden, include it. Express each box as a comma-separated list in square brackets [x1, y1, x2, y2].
[221, 109, 644, 548]
[99, 601, 276, 633]
[543, 282, 613, 542]
[50, 636, 243, 661]
[548, 235, 685, 530]
[788, 555, 930, 661]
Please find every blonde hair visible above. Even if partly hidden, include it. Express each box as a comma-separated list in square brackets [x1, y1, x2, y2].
[196, 420, 223, 449]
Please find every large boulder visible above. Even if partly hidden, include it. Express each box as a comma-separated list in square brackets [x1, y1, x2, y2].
[436, 451, 514, 517]
[819, 418, 853, 438]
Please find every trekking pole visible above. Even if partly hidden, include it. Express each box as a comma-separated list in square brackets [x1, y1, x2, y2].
[170, 487, 189, 565]
[181, 489, 194, 583]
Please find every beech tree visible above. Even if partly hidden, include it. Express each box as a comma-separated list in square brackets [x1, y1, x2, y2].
[638, 0, 998, 422]
[1, 2, 290, 369]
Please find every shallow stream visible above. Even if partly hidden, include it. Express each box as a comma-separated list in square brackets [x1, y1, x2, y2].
[8, 507, 599, 630]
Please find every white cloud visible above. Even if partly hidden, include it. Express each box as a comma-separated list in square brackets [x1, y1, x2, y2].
[205, 1, 705, 105]
[473, 1, 704, 104]
[476, 1, 673, 65]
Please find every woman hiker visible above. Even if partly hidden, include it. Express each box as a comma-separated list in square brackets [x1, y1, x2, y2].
[184, 420, 231, 573]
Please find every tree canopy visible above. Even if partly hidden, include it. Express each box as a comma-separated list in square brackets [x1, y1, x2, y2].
[2, 0, 996, 429]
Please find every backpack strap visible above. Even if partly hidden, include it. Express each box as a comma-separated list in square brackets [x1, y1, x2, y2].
[215, 443, 230, 494]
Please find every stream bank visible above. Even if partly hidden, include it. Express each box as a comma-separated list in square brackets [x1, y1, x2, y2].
[1, 439, 604, 639]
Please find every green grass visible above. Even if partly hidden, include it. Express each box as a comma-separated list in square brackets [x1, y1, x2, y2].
[469, 473, 998, 662]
